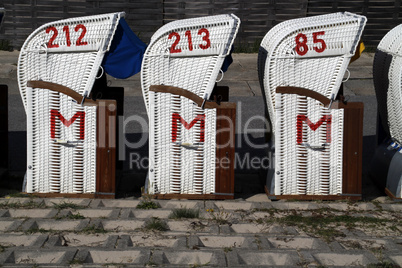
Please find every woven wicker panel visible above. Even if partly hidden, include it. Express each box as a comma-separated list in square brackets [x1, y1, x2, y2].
[141, 14, 240, 110]
[18, 12, 124, 110]
[377, 24, 402, 144]
[144, 14, 240, 195]
[21, 13, 123, 194]
[259, 12, 366, 134]
[26, 89, 97, 193]
[275, 93, 343, 196]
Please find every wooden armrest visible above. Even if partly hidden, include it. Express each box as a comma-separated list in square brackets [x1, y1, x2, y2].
[276, 86, 331, 107]
[27, 80, 97, 106]
[150, 85, 235, 109]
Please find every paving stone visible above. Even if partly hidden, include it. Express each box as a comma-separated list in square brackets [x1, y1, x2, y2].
[0, 198, 31, 205]
[241, 236, 273, 249]
[199, 235, 245, 248]
[312, 251, 379, 266]
[173, 236, 188, 248]
[129, 234, 179, 248]
[339, 238, 399, 252]
[214, 201, 253, 211]
[0, 234, 47, 247]
[96, 199, 141, 208]
[89, 199, 106, 208]
[325, 203, 350, 211]
[76, 208, 118, 218]
[61, 233, 110, 247]
[188, 235, 204, 248]
[0, 209, 10, 217]
[157, 250, 226, 266]
[101, 220, 144, 231]
[44, 235, 64, 247]
[354, 203, 378, 211]
[133, 209, 172, 219]
[219, 224, 234, 234]
[162, 200, 200, 209]
[5, 249, 77, 264]
[87, 249, 150, 264]
[119, 208, 136, 219]
[167, 220, 194, 232]
[228, 249, 300, 266]
[116, 235, 133, 249]
[297, 251, 319, 267]
[268, 237, 330, 250]
[270, 202, 317, 211]
[231, 223, 264, 234]
[328, 241, 345, 251]
[103, 235, 119, 248]
[35, 219, 90, 231]
[387, 254, 402, 266]
[387, 204, 402, 212]
[44, 198, 91, 207]
[341, 228, 369, 237]
[0, 219, 23, 231]
[8, 208, 58, 218]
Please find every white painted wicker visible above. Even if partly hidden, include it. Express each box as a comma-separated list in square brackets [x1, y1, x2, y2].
[377, 24, 402, 144]
[260, 12, 366, 196]
[275, 92, 344, 195]
[142, 14, 240, 195]
[20, 13, 123, 193]
[259, 12, 366, 134]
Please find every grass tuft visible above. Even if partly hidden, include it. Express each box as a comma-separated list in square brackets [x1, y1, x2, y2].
[144, 217, 169, 232]
[136, 200, 160, 210]
[169, 207, 200, 219]
[52, 202, 87, 210]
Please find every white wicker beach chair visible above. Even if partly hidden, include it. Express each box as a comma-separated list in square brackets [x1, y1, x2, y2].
[141, 14, 240, 196]
[371, 24, 402, 199]
[259, 12, 366, 197]
[376, 24, 402, 145]
[18, 12, 123, 194]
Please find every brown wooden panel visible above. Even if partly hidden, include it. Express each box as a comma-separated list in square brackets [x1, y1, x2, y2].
[154, 193, 234, 200]
[215, 104, 236, 197]
[341, 102, 364, 196]
[96, 100, 116, 198]
[265, 186, 361, 201]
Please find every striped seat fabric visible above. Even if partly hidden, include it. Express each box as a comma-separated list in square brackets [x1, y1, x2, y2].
[19, 12, 123, 193]
[142, 14, 240, 195]
[259, 12, 366, 196]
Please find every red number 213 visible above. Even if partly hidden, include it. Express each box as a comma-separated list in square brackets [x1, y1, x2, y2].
[169, 28, 211, 53]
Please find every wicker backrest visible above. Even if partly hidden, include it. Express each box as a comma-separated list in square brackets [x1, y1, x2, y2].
[21, 13, 123, 193]
[258, 12, 366, 134]
[141, 14, 240, 111]
[375, 24, 402, 143]
[18, 12, 124, 110]
[142, 15, 240, 195]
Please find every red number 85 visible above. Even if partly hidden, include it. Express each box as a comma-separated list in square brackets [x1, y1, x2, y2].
[295, 31, 326, 56]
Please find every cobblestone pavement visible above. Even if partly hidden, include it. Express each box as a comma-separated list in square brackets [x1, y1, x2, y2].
[0, 196, 401, 267]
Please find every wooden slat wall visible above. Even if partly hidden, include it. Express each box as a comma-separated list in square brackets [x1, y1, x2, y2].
[0, 0, 163, 48]
[0, 0, 401, 49]
[307, 0, 402, 47]
[163, 0, 307, 50]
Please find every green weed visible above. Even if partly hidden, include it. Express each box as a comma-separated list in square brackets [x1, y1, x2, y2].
[144, 217, 168, 232]
[169, 207, 200, 219]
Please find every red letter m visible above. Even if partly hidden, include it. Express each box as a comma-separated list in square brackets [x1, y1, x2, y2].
[50, 109, 86, 140]
[172, 113, 205, 143]
[296, 114, 332, 144]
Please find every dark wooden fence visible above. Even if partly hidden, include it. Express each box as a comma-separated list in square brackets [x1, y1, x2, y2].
[0, 0, 401, 50]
